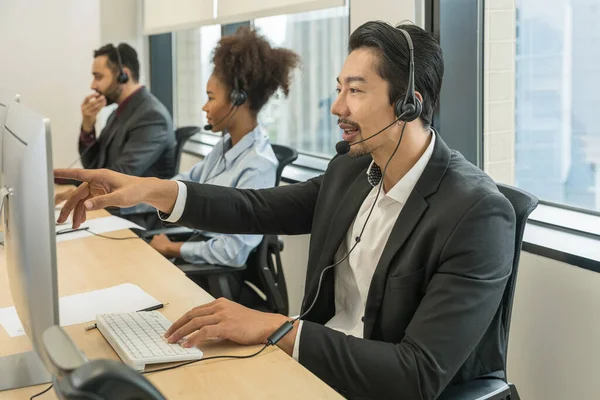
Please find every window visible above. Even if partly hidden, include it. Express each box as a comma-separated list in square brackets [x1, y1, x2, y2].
[515, 0, 600, 212]
[173, 24, 221, 128]
[172, 6, 349, 159]
[254, 5, 349, 157]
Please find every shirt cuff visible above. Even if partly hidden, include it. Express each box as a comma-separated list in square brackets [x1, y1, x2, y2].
[80, 127, 96, 146]
[179, 240, 198, 264]
[158, 181, 187, 223]
[292, 320, 303, 362]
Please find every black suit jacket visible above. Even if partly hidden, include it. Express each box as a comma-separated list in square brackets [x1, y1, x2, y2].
[177, 134, 516, 400]
[79, 87, 176, 179]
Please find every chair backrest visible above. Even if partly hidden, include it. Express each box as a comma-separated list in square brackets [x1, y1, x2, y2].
[173, 126, 202, 175]
[242, 234, 289, 315]
[233, 144, 297, 313]
[496, 183, 538, 372]
[271, 144, 298, 186]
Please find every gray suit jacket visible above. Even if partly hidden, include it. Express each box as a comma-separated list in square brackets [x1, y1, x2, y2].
[175, 133, 516, 400]
[79, 87, 176, 178]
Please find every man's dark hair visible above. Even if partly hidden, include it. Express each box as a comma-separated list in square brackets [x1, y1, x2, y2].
[94, 43, 140, 83]
[349, 21, 444, 127]
[211, 26, 300, 113]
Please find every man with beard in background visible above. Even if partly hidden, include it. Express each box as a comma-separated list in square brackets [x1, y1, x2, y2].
[56, 43, 175, 202]
[75, 44, 175, 174]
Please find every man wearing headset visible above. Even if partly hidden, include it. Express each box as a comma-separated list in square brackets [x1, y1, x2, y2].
[56, 43, 176, 202]
[56, 22, 516, 400]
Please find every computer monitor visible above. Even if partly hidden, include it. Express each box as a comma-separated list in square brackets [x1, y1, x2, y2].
[0, 100, 84, 391]
[0, 101, 162, 398]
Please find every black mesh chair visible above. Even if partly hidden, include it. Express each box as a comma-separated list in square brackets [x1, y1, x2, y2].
[115, 126, 201, 225]
[271, 144, 298, 186]
[173, 126, 202, 176]
[147, 143, 298, 315]
[439, 184, 538, 400]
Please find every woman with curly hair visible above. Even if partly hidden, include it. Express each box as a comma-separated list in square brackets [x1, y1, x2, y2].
[148, 26, 300, 268]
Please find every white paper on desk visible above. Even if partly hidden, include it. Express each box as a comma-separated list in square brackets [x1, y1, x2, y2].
[0, 308, 25, 337]
[0, 283, 160, 337]
[55, 215, 144, 242]
[55, 210, 72, 226]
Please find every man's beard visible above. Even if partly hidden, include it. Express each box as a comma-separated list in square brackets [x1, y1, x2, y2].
[100, 81, 122, 106]
[348, 134, 370, 158]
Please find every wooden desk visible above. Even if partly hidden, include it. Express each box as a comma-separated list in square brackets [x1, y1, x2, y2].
[0, 210, 341, 399]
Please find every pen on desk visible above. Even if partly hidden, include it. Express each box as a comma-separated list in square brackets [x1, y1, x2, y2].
[137, 303, 166, 312]
[56, 226, 90, 235]
[84, 303, 167, 331]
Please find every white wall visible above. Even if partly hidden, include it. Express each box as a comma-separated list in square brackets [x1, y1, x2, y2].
[95, 0, 149, 133]
[350, 0, 417, 31]
[0, 0, 101, 169]
[0, 1, 151, 168]
[100, 0, 149, 86]
[509, 252, 600, 399]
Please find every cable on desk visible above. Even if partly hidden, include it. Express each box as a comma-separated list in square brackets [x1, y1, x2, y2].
[30, 384, 53, 399]
[86, 230, 144, 241]
[142, 343, 269, 375]
[29, 382, 106, 400]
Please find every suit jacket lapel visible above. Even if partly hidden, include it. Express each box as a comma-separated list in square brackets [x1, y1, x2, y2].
[318, 173, 372, 269]
[363, 133, 452, 338]
[363, 194, 428, 338]
[96, 111, 118, 168]
[102, 87, 148, 152]
[307, 167, 372, 314]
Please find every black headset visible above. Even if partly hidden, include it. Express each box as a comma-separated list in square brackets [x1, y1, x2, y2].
[114, 44, 130, 84]
[393, 28, 422, 122]
[229, 77, 247, 107]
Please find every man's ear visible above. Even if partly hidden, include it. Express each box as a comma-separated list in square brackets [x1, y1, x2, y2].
[122, 66, 131, 80]
[415, 91, 423, 104]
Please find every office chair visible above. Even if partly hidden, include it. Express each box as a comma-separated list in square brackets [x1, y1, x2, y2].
[179, 234, 289, 315]
[438, 184, 538, 400]
[146, 143, 298, 315]
[113, 126, 201, 223]
[173, 126, 202, 176]
[271, 144, 298, 186]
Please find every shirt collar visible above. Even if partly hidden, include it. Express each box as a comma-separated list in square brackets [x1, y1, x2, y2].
[116, 86, 144, 117]
[222, 125, 264, 165]
[366, 129, 436, 205]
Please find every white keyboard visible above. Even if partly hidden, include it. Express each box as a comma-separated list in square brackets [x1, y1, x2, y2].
[96, 311, 204, 371]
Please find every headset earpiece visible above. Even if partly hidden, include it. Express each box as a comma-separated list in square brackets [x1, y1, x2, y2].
[395, 96, 422, 122]
[114, 45, 129, 84]
[230, 78, 247, 107]
[230, 89, 247, 107]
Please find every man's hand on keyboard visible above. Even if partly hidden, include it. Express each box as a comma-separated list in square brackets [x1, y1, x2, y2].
[165, 298, 290, 348]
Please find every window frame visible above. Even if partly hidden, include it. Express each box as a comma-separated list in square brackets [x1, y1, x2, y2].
[153, 1, 600, 268]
